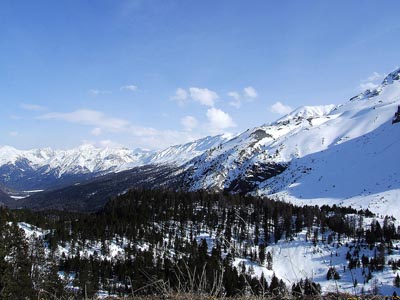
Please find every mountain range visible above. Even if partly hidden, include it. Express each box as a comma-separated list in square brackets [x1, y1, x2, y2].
[0, 134, 229, 191]
[2, 67, 400, 217]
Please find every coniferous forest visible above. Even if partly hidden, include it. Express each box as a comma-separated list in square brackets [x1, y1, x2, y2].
[1, 189, 400, 299]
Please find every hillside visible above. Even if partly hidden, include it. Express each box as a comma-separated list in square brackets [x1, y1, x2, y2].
[0, 187, 11, 204]
[2, 190, 400, 298]
[5, 164, 182, 212]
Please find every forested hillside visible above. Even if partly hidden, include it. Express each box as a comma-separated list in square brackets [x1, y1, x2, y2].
[1, 190, 400, 299]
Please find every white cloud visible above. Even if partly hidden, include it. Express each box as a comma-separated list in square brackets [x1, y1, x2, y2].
[269, 101, 293, 115]
[9, 131, 19, 137]
[120, 84, 138, 92]
[243, 86, 258, 99]
[38, 109, 130, 132]
[359, 72, 384, 92]
[228, 91, 240, 100]
[37, 108, 201, 150]
[206, 107, 236, 133]
[367, 72, 384, 82]
[228, 87, 258, 108]
[89, 89, 111, 96]
[181, 116, 198, 131]
[172, 88, 188, 106]
[91, 127, 102, 136]
[359, 82, 379, 91]
[20, 103, 46, 111]
[136, 130, 200, 150]
[189, 87, 219, 107]
[228, 91, 241, 108]
[99, 139, 124, 149]
[80, 139, 125, 149]
[9, 115, 22, 120]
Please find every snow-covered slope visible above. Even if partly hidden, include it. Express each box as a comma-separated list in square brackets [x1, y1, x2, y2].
[0, 144, 147, 176]
[0, 135, 228, 191]
[182, 104, 338, 192]
[183, 67, 400, 219]
[143, 134, 232, 166]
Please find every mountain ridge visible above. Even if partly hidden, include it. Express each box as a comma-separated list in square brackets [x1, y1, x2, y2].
[0, 134, 228, 191]
[180, 67, 400, 218]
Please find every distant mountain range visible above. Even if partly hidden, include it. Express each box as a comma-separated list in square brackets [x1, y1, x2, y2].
[0, 134, 229, 191]
[2, 67, 400, 218]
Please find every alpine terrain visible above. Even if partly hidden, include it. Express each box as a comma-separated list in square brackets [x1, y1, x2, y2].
[2, 68, 400, 299]
[4, 67, 400, 220]
[181, 67, 400, 220]
[0, 135, 229, 192]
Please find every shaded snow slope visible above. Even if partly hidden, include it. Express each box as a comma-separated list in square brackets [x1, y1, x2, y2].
[182, 104, 338, 192]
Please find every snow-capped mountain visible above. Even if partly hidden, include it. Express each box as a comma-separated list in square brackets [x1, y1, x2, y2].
[182, 104, 338, 192]
[3, 67, 400, 220]
[0, 134, 228, 191]
[182, 67, 400, 219]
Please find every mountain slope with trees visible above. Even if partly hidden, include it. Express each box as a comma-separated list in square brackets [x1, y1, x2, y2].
[1, 189, 400, 298]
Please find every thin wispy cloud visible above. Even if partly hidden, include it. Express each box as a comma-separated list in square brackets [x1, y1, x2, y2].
[99, 139, 125, 149]
[9, 115, 23, 120]
[359, 71, 384, 92]
[228, 87, 258, 109]
[8, 131, 19, 137]
[228, 91, 241, 108]
[269, 101, 293, 115]
[38, 109, 130, 132]
[243, 86, 258, 99]
[20, 103, 47, 111]
[37, 109, 201, 150]
[181, 115, 198, 131]
[172, 88, 189, 106]
[89, 89, 112, 96]
[120, 84, 138, 92]
[91, 127, 102, 136]
[359, 82, 380, 91]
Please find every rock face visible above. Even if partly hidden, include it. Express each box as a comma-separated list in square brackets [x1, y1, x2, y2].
[392, 106, 400, 124]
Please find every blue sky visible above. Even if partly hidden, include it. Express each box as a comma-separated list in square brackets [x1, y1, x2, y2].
[1, 0, 400, 150]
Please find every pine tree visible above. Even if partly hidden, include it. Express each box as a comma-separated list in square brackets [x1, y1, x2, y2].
[266, 251, 273, 270]
[259, 244, 266, 264]
[394, 273, 400, 288]
[0, 223, 34, 299]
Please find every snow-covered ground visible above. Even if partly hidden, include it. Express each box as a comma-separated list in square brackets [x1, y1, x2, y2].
[15, 210, 400, 297]
[234, 229, 400, 296]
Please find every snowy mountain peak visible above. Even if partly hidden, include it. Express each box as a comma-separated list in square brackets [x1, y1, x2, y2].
[0, 134, 229, 191]
[350, 67, 400, 102]
[382, 66, 400, 86]
[276, 104, 336, 124]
